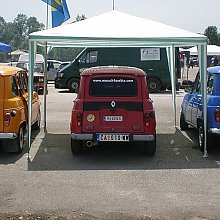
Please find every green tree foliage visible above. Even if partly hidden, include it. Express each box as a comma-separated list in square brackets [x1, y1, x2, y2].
[218, 33, 220, 46]
[48, 47, 83, 62]
[0, 14, 88, 62]
[0, 14, 45, 57]
[204, 26, 219, 45]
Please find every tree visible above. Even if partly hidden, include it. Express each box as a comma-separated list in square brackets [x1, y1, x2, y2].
[204, 26, 219, 45]
[0, 16, 7, 42]
[218, 33, 220, 46]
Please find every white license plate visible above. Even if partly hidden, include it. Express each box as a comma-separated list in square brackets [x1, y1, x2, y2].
[97, 134, 129, 142]
[103, 116, 123, 121]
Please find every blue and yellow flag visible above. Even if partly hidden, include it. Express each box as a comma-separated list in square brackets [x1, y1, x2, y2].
[41, 0, 70, 27]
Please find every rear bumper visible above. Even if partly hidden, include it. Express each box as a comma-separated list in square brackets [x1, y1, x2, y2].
[208, 128, 220, 135]
[71, 133, 155, 142]
[0, 133, 17, 139]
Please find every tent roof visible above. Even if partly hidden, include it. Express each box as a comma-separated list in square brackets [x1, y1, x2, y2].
[29, 10, 207, 47]
[187, 45, 220, 56]
[0, 42, 11, 53]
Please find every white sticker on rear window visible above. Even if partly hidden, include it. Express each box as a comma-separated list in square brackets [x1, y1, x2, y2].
[92, 79, 133, 83]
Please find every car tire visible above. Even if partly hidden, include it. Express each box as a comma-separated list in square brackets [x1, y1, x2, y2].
[71, 139, 82, 155]
[148, 78, 161, 93]
[176, 82, 180, 91]
[180, 112, 188, 130]
[15, 126, 25, 154]
[68, 78, 79, 93]
[198, 123, 212, 152]
[140, 136, 156, 156]
[32, 110, 41, 130]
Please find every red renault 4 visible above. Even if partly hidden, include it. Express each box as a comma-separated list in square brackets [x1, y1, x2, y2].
[70, 66, 156, 155]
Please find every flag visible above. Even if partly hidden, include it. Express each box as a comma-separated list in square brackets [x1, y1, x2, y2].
[41, 0, 70, 27]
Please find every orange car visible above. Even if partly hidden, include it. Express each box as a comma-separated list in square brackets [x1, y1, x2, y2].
[0, 66, 41, 153]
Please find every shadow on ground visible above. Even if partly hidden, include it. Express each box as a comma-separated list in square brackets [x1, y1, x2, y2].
[22, 128, 220, 171]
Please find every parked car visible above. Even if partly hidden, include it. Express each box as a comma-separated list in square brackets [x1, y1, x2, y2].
[47, 60, 61, 81]
[180, 66, 220, 150]
[0, 66, 41, 153]
[70, 66, 156, 155]
[16, 62, 44, 94]
[55, 61, 70, 88]
[55, 47, 181, 93]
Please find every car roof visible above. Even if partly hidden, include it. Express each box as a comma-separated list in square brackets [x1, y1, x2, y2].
[81, 66, 146, 76]
[60, 61, 70, 65]
[207, 66, 220, 75]
[48, 60, 62, 63]
[0, 65, 24, 76]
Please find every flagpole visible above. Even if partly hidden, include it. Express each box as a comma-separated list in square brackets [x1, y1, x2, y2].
[113, 0, 115, 10]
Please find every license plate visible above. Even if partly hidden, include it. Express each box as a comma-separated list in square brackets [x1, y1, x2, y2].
[103, 116, 123, 121]
[97, 134, 129, 142]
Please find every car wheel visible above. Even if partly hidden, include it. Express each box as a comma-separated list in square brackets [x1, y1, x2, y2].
[71, 139, 82, 155]
[148, 78, 161, 93]
[68, 78, 79, 93]
[32, 110, 41, 130]
[198, 123, 212, 152]
[180, 112, 188, 130]
[139, 136, 156, 156]
[176, 82, 180, 91]
[15, 126, 25, 154]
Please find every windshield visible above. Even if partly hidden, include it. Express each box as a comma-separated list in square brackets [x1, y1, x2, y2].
[90, 77, 137, 97]
[16, 62, 44, 73]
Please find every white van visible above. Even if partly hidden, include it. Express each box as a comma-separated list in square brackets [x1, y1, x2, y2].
[18, 53, 44, 63]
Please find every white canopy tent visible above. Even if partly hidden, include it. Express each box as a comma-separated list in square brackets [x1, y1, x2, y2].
[186, 45, 220, 56]
[28, 10, 208, 156]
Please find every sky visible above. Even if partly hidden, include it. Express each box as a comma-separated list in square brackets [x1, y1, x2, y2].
[1, 0, 220, 34]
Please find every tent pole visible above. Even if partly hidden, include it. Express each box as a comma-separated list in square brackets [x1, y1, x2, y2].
[27, 40, 36, 159]
[113, 0, 115, 10]
[166, 46, 177, 127]
[198, 44, 208, 157]
[42, 1, 49, 130]
[43, 44, 48, 129]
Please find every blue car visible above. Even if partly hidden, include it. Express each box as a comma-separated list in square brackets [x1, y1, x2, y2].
[180, 66, 220, 150]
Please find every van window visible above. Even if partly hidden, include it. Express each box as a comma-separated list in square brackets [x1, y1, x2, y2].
[16, 63, 28, 70]
[11, 76, 19, 97]
[80, 51, 98, 64]
[90, 77, 137, 97]
[34, 63, 44, 73]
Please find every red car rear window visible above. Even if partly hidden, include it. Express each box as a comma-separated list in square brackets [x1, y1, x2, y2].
[89, 77, 137, 97]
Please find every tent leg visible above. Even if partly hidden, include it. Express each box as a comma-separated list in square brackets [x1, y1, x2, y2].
[43, 43, 48, 129]
[27, 40, 36, 159]
[198, 44, 208, 157]
[166, 46, 177, 127]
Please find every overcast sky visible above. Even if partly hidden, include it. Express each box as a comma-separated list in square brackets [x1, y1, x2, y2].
[1, 0, 220, 33]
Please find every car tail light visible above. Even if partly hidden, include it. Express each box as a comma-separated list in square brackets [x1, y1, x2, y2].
[77, 113, 82, 127]
[39, 76, 44, 82]
[144, 112, 155, 127]
[4, 113, 11, 127]
[214, 108, 220, 122]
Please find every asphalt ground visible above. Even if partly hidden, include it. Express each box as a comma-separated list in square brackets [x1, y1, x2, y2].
[0, 75, 220, 220]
